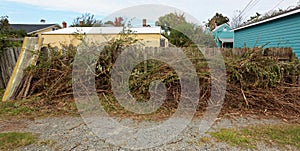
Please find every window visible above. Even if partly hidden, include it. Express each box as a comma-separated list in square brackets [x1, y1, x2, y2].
[160, 38, 165, 47]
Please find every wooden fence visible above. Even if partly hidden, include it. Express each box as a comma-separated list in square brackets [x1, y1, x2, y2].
[221, 47, 294, 61]
[192, 47, 294, 61]
[0, 47, 21, 89]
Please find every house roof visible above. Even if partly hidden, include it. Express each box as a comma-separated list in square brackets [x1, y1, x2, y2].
[234, 7, 300, 31]
[10, 24, 61, 34]
[42, 27, 162, 35]
[212, 23, 231, 32]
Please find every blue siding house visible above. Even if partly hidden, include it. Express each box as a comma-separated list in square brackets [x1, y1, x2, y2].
[234, 8, 300, 59]
[212, 23, 234, 48]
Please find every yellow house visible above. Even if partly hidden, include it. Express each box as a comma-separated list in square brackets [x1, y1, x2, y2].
[41, 27, 169, 48]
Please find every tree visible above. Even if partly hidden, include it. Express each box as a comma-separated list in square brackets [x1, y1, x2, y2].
[0, 16, 10, 52]
[206, 13, 229, 31]
[156, 12, 187, 33]
[230, 10, 244, 29]
[113, 17, 124, 27]
[0, 16, 10, 31]
[156, 13, 216, 47]
[71, 13, 101, 27]
[104, 17, 124, 27]
[0, 16, 26, 53]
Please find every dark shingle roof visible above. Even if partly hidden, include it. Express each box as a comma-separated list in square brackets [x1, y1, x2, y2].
[10, 24, 60, 34]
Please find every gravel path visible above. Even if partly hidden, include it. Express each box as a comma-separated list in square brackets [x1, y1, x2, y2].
[7, 115, 295, 151]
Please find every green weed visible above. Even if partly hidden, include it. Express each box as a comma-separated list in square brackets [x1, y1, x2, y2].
[210, 124, 300, 149]
[0, 132, 38, 150]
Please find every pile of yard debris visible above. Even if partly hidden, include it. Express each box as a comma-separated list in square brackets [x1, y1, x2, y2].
[9, 41, 300, 121]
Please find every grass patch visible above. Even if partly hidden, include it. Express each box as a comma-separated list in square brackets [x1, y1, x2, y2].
[0, 132, 38, 150]
[0, 101, 35, 116]
[210, 124, 300, 149]
[0, 97, 78, 119]
[199, 136, 212, 144]
[37, 139, 57, 148]
[210, 129, 255, 149]
[0, 88, 4, 100]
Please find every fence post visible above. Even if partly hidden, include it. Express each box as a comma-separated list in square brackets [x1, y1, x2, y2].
[0, 66, 4, 89]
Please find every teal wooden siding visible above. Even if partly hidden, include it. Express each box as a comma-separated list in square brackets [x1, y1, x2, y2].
[234, 13, 300, 59]
[212, 24, 234, 48]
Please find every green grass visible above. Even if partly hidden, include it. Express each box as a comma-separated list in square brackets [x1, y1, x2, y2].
[0, 101, 35, 116]
[210, 128, 255, 149]
[0, 132, 38, 150]
[0, 97, 78, 119]
[210, 124, 300, 149]
[37, 139, 57, 148]
[0, 88, 4, 100]
[0, 89, 35, 117]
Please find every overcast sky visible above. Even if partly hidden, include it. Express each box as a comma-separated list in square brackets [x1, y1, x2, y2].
[1, 0, 299, 26]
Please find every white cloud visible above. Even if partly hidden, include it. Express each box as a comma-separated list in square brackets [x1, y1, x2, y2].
[6, 0, 128, 14]
[6, 0, 299, 24]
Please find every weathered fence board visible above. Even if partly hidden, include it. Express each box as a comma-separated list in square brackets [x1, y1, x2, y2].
[182, 47, 294, 60]
[0, 47, 21, 89]
[230, 47, 294, 61]
[2, 37, 43, 101]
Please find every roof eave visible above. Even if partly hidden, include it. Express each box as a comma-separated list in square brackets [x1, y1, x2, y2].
[42, 27, 162, 35]
[212, 23, 231, 32]
[234, 8, 300, 31]
[27, 24, 61, 35]
[43, 32, 162, 35]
